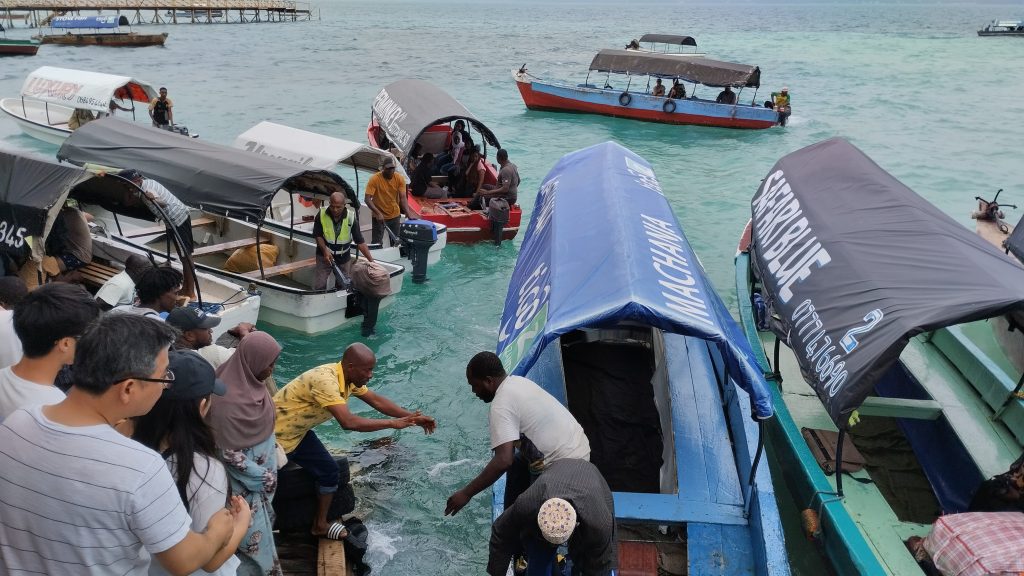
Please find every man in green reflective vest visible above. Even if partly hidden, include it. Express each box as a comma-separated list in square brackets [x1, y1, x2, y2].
[313, 192, 373, 290]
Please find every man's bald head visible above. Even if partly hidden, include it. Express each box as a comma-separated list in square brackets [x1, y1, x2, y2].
[327, 192, 347, 219]
[342, 342, 376, 386]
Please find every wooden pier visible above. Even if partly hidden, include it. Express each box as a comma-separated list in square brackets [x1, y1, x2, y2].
[1, 0, 314, 27]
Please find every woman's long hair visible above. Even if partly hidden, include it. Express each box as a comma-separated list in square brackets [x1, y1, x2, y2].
[133, 395, 220, 511]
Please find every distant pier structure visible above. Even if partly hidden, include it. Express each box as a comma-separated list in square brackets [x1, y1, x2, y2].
[1, 0, 314, 27]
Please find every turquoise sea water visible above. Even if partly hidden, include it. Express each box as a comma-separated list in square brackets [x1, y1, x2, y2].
[3, 2, 1024, 572]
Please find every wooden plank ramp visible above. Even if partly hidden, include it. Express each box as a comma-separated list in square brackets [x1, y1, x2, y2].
[275, 533, 350, 576]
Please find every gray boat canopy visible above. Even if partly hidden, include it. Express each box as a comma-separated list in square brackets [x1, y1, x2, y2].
[590, 49, 760, 88]
[371, 79, 500, 158]
[749, 137, 1024, 429]
[638, 34, 697, 46]
[57, 118, 357, 223]
[1006, 214, 1024, 264]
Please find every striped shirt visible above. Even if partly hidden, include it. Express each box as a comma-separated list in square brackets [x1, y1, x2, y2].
[142, 179, 190, 228]
[0, 405, 192, 575]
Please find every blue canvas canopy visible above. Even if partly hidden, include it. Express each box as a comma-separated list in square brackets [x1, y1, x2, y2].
[496, 141, 774, 419]
[51, 15, 130, 29]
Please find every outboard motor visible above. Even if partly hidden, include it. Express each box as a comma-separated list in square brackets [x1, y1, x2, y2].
[399, 219, 438, 284]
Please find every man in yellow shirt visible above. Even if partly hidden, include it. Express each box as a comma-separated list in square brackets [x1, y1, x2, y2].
[364, 156, 419, 246]
[273, 342, 436, 538]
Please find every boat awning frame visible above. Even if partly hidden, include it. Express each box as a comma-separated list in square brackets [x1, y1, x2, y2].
[19, 66, 156, 113]
[497, 141, 774, 420]
[371, 79, 500, 159]
[749, 137, 1024, 428]
[589, 49, 761, 88]
[58, 118, 357, 223]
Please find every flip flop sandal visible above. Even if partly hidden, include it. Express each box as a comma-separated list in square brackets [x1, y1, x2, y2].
[325, 521, 349, 541]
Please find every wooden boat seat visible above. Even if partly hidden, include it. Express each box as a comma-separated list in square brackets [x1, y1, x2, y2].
[124, 216, 216, 238]
[78, 260, 120, 288]
[241, 257, 315, 279]
[192, 237, 263, 257]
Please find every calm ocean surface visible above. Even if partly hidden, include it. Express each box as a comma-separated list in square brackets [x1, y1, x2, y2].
[3, 2, 1024, 572]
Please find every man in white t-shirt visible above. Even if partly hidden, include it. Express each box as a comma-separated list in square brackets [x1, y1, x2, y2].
[110, 266, 183, 320]
[0, 283, 101, 421]
[445, 351, 590, 516]
[95, 253, 153, 311]
[0, 314, 249, 575]
[0, 277, 28, 369]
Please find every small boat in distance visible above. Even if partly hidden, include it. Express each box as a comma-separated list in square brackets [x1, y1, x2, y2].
[978, 20, 1024, 36]
[495, 141, 789, 576]
[625, 33, 705, 57]
[514, 49, 783, 129]
[36, 15, 168, 47]
[0, 23, 40, 56]
[368, 79, 522, 243]
[0, 66, 157, 145]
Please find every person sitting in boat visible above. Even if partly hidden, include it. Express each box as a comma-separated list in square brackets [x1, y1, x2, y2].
[42, 204, 93, 282]
[458, 147, 487, 199]
[668, 80, 686, 99]
[411, 152, 446, 199]
[95, 253, 154, 311]
[488, 460, 616, 576]
[453, 119, 475, 153]
[149, 86, 174, 128]
[445, 352, 590, 517]
[652, 78, 666, 97]
[67, 108, 95, 130]
[312, 191, 373, 290]
[121, 169, 196, 299]
[110, 266, 183, 320]
[273, 342, 436, 540]
[716, 86, 737, 104]
[625, 38, 640, 50]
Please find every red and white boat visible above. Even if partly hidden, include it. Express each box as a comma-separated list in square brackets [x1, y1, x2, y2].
[368, 79, 521, 243]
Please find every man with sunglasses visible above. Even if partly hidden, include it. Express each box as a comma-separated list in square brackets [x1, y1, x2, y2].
[0, 315, 249, 575]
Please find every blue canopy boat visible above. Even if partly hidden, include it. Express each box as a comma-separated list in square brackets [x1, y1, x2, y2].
[494, 141, 789, 575]
[37, 15, 167, 47]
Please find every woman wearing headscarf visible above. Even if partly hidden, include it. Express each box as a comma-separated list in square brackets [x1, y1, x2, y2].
[209, 332, 283, 576]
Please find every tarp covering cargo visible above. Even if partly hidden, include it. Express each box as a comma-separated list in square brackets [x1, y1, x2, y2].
[58, 118, 357, 223]
[371, 79, 500, 158]
[589, 49, 761, 87]
[20, 66, 156, 113]
[749, 137, 1024, 428]
[497, 140, 774, 419]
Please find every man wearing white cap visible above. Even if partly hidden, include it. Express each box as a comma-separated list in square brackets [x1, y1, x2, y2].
[488, 459, 616, 576]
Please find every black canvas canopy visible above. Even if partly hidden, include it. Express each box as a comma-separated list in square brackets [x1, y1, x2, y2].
[589, 49, 760, 87]
[638, 34, 697, 46]
[58, 118, 356, 223]
[750, 138, 1024, 428]
[371, 79, 500, 158]
[0, 151, 91, 261]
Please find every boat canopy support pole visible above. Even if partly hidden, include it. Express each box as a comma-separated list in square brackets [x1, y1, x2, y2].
[288, 195, 295, 242]
[772, 337, 783, 389]
[750, 87, 759, 106]
[744, 420, 767, 517]
[834, 429, 846, 498]
[993, 371, 1024, 420]
[255, 222, 266, 278]
[585, 71, 591, 86]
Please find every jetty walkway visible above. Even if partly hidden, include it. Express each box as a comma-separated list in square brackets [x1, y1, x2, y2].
[1, 0, 313, 26]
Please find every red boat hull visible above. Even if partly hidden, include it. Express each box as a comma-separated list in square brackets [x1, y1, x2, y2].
[0, 42, 40, 56]
[367, 121, 521, 244]
[515, 78, 776, 130]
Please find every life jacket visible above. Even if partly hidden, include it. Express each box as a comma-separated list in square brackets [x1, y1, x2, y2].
[320, 208, 355, 254]
[152, 97, 170, 124]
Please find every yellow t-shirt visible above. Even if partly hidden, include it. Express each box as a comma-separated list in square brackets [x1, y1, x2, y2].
[273, 362, 368, 452]
[364, 172, 406, 220]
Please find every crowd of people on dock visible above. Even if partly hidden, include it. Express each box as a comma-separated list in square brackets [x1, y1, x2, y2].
[0, 264, 617, 575]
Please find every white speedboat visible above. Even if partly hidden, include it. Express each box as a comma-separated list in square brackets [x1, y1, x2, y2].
[234, 121, 447, 267]
[59, 118, 405, 334]
[0, 66, 157, 146]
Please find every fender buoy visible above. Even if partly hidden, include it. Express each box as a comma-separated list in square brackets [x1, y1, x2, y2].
[800, 509, 821, 540]
[618, 92, 632, 106]
[298, 195, 317, 208]
[662, 99, 676, 113]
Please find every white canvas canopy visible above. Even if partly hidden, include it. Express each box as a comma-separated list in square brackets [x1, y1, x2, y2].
[20, 66, 157, 114]
[234, 121, 397, 172]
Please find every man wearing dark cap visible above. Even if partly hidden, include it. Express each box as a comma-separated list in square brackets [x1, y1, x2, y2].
[166, 307, 256, 369]
[95, 253, 154, 311]
[364, 156, 419, 246]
